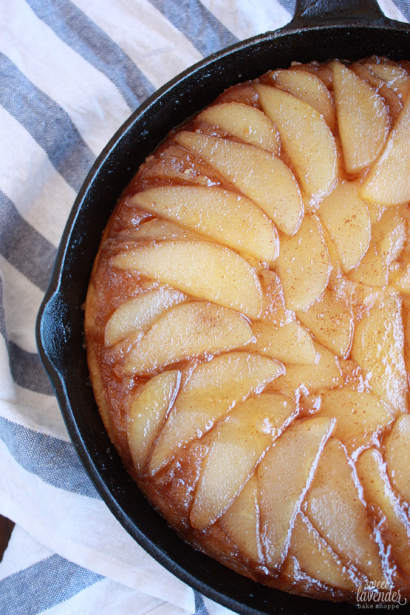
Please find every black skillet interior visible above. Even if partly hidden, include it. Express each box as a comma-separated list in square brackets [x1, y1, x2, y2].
[37, 1, 410, 613]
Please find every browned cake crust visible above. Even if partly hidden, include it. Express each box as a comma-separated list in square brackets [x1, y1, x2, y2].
[85, 58, 410, 603]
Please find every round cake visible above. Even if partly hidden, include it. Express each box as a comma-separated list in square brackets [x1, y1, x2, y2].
[85, 57, 410, 603]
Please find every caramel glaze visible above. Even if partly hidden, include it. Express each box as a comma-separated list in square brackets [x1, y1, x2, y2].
[85, 58, 410, 603]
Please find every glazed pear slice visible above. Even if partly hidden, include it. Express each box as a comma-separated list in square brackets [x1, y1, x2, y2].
[319, 181, 371, 273]
[306, 439, 386, 583]
[198, 102, 280, 154]
[351, 293, 408, 416]
[269, 342, 342, 396]
[249, 321, 317, 365]
[123, 301, 252, 375]
[220, 474, 262, 563]
[286, 513, 356, 590]
[128, 370, 181, 472]
[257, 416, 334, 568]
[316, 389, 394, 454]
[105, 287, 186, 346]
[331, 61, 389, 174]
[276, 214, 331, 311]
[385, 415, 410, 504]
[367, 62, 410, 100]
[175, 131, 303, 236]
[148, 352, 283, 475]
[113, 240, 263, 319]
[270, 69, 336, 131]
[296, 288, 354, 358]
[357, 448, 410, 577]
[360, 95, 410, 206]
[129, 186, 279, 263]
[132, 219, 198, 241]
[190, 393, 296, 530]
[259, 270, 295, 328]
[255, 84, 337, 198]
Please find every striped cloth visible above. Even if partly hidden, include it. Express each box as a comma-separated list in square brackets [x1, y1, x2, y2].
[0, 1, 409, 613]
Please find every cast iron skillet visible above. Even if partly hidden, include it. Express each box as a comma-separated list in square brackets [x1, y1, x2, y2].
[37, 1, 410, 613]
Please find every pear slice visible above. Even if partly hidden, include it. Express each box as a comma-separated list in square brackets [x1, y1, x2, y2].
[367, 62, 410, 101]
[190, 393, 296, 530]
[129, 186, 278, 263]
[127, 370, 181, 472]
[270, 69, 336, 131]
[351, 293, 408, 416]
[259, 270, 295, 327]
[105, 287, 186, 346]
[249, 321, 317, 366]
[220, 475, 262, 563]
[356, 448, 410, 577]
[269, 342, 342, 396]
[318, 181, 371, 273]
[113, 240, 263, 319]
[331, 61, 389, 174]
[148, 352, 283, 475]
[296, 288, 354, 358]
[287, 513, 357, 590]
[122, 301, 252, 375]
[306, 438, 386, 583]
[255, 84, 337, 198]
[257, 416, 334, 568]
[316, 389, 394, 454]
[360, 95, 410, 206]
[198, 102, 280, 154]
[175, 131, 303, 236]
[385, 415, 410, 504]
[131, 219, 198, 241]
[276, 214, 331, 311]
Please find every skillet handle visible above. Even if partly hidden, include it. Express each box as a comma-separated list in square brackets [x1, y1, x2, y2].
[289, 0, 387, 27]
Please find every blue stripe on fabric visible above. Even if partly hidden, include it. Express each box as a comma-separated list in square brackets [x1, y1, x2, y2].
[8, 342, 54, 396]
[276, 0, 295, 17]
[0, 553, 103, 615]
[149, 0, 238, 57]
[0, 190, 57, 293]
[26, 0, 155, 109]
[0, 277, 7, 342]
[394, 0, 410, 20]
[0, 416, 100, 499]
[0, 53, 95, 193]
[194, 591, 209, 615]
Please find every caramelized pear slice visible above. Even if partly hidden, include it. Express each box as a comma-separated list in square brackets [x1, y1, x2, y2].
[249, 321, 317, 365]
[367, 62, 410, 100]
[331, 61, 389, 174]
[259, 270, 295, 327]
[276, 214, 331, 311]
[270, 342, 342, 396]
[287, 513, 356, 589]
[131, 219, 198, 241]
[129, 186, 278, 263]
[190, 393, 296, 530]
[296, 288, 354, 358]
[113, 240, 263, 319]
[105, 288, 186, 346]
[357, 448, 410, 577]
[351, 293, 408, 416]
[128, 370, 181, 472]
[319, 181, 371, 273]
[255, 84, 337, 198]
[360, 95, 410, 206]
[175, 131, 303, 236]
[220, 475, 262, 563]
[316, 389, 394, 454]
[306, 439, 386, 583]
[258, 416, 334, 568]
[148, 352, 283, 475]
[198, 102, 280, 153]
[123, 301, 252, 375]
[385, 415, 410, 504]
[270, 69, 335, 130]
